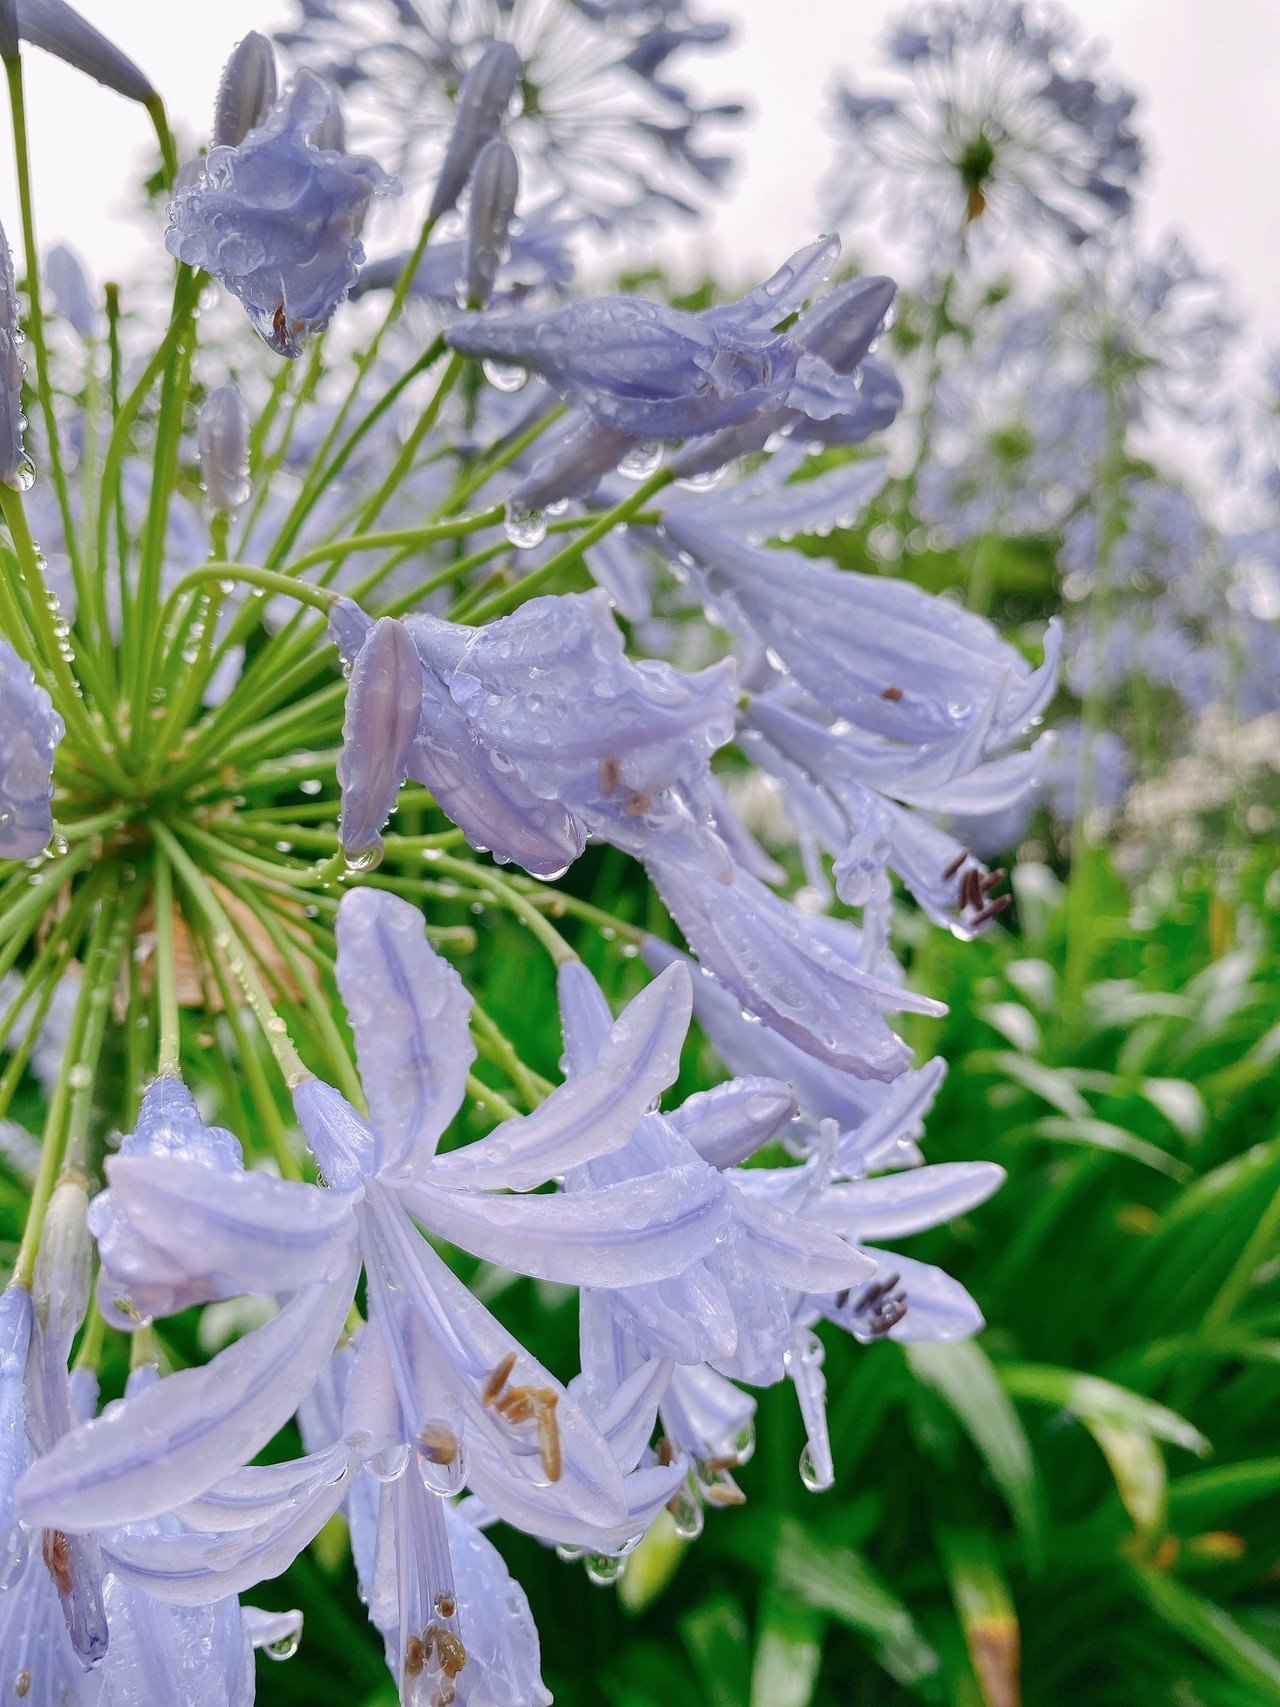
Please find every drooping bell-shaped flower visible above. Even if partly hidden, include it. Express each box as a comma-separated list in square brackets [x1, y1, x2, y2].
[645, 857, 943, 1080]
[0, 637, 63, 860]
[167, 69, 398, 357]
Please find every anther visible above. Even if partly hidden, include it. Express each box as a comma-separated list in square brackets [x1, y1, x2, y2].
[942, 849, 968, 881]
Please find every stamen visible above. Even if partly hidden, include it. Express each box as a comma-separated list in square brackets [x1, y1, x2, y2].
[42, 1529, 73, 1597]
[597, 755, 622, 795]
[434, 1591, 457, 1619]
[942, 848, 969, 881]
[15, 1671, 31, 1700]
[880, 684, 904, 701]
[970, 894, 1013, 927]
[481, 1352, 517, 1406]
[493, 1382, 563, 1482]
[430, 1625, 468, 1678]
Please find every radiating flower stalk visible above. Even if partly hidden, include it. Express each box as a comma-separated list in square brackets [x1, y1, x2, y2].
[0, 8, 1070, 1705]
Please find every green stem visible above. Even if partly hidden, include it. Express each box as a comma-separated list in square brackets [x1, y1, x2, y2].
[460, 470, 674, 623]
[152, 847, 181, 1075]
[153, 822, 310, 1089]
[4, 58, 85, 609]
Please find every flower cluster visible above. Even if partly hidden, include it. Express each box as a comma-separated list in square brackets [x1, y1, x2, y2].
[826, 0, 1143, 256]
[0, 11, 1056, 1707]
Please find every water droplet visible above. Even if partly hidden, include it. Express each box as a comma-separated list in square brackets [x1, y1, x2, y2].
[618, 442, 662, 480]
[483, 358, 528, 393]
[583, 1551, 626, 1586]
[798, 1444, 831, 1493]
[504, 502, 547, 549]
[264, 1628, 301, 1662]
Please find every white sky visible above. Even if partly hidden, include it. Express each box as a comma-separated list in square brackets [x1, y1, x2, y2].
[1, 0, 1277, 352]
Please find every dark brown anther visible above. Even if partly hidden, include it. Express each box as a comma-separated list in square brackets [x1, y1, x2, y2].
[880, 684, 904, 701]
[597, 756, 621, 796]
[622, 791, 654, 817]
[435, 1591, 457, 1619]
[942, 849, 969, 881]
[854, 1272, 909, 1338]
[833, 1288, 850, 1310]
[961, 866, 984, 912]
[970, 894, 1014, 928]
[419, 1422, 459, 1465]
[979, 867, 1007, 894]
[405, 1633, 429, 1678]
[272, 303, 288, 344]
[656, 1436, 676, 1467]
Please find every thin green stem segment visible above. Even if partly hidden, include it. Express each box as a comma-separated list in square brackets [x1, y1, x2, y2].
[152, 848, 182, 1075]
[153, 821, 310, 1089]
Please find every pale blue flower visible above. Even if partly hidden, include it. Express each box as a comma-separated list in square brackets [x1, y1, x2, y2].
[827, 0, 1142, 252]
[274, 0, 739, 227]
[166, 69, 398, 357]
[333, 591, 737, 879]
[24, 890, 718, 1547]
[0, 638, 63, 861]
[463, 137, 520, 309]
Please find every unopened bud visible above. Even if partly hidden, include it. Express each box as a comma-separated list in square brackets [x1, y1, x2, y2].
[464, 138, 519, 308]
[46, 244, 96, 339]
[429, 41, 522, 222]
[17, 0, 155, 103]
[213, 30, 278, 147]
[337, 617, 423, 861]
[0, 219, 27, 490]
[197, 383, 251, 513]
[32, 1174, 91, 1359]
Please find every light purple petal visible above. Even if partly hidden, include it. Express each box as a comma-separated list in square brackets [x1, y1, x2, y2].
[810, 1162, 1005, 1241]
[335, 887, 475, 1178]
[19, 1261, 358, 1531]
[667, 1078, 798, 1168]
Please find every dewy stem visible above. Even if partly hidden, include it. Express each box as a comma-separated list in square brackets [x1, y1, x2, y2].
[153, 821, 311, 1090]
[4, 57, 86, 610]
[11, 898, 119, 1288]
[262, 217, 441, 569]
[461, 468, 674, 622]
[152, 848, 182, 1076]
[0, 487, 122, 777]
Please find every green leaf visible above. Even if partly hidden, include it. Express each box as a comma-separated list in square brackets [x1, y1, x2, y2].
[978, 1002, 1042, 1053]
[1002, 1364, 1208, 1530]
[1029, 1115, 1191, 1180]
[986, 1053, 1090, 1118]
[936, 1526, 1021, 1707]
[1169, 1458, 1280, 1528]
[771, 1518, 940, 1690]
[907, 1341, 1043, 1561]
[1131, 1569, 1280, 1701]
[679, 1595, 752, 1707]
[1140, 1077, 1208, 1140]
[749, 1591, 825, 1707]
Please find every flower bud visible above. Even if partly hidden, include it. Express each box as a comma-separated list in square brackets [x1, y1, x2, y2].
[510, 408, 635, 512]
[0, 219, 26, 490]
[337, 617, 423, 862]
[0, 637, 63, 860]
[32, 1174, 91, 1359]
[197, 383, 251, 513]
[429, 41, 522, 222]
[213, 29, 278, 148]
[464, 137, 519, 308]
[46, 243, 96, 339]
[17, 0, 155, 103]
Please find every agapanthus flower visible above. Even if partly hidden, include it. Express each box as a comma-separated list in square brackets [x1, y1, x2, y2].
[274, 0, 739, 227]
[20, 889, 719, 1538]
[447, 236, 885, 444]
[332, 589, 737, 877]
[826, 0, 1143, 254]
[0, 638, 63, 861]
[166, 70, 398, 356]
